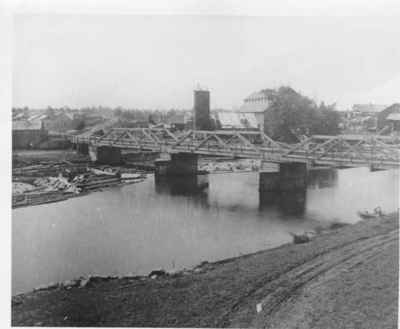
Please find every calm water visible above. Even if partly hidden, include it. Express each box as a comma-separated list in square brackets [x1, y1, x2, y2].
[12, 167, 399, 294]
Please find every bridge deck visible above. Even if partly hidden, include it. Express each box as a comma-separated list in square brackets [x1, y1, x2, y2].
[70, 128, 400, 169]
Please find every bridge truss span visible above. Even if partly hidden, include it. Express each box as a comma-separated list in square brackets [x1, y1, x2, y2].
[72, 128, 400, 170]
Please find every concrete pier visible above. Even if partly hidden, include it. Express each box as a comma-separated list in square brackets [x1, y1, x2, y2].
[259, 162, 308, 192]
[89, 146, 122, 165]
[76, 143, 89, 155]
[370, 165, 386, 172]
[154, 159, 171, 176]
[155, 153, 198, 177]
[279, 162, 308, 191]
[259, 172, 280, 192]
[259, 162, 308, 215]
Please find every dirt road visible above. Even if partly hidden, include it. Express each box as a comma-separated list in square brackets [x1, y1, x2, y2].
[12, 214, 398, 327]
[250, 226, 398, 329]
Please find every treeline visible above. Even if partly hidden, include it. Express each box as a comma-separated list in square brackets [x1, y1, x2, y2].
[13, 106, 191, 125]
[114, 108, 189, 123]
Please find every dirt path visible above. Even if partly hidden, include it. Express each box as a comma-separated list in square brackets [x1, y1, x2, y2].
[251, 228, 398, 329]
[12, 215, 398, 327]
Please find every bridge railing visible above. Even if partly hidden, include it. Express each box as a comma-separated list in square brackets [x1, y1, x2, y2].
[69, 129, 400, 169]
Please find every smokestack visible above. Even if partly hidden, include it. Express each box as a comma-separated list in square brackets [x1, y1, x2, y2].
[193, 89, 211, 130]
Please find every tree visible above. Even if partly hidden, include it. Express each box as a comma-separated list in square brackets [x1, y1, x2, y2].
[264, 87, 340, 142]
[45, 106, 55, 117]
[76, 120, 85, 130]
[313, 102, 341, 135]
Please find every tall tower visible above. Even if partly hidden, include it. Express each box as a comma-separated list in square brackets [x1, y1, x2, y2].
[193, 89, 211, 130]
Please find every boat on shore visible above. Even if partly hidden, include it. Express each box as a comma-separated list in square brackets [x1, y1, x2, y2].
[357, 207, 384, 220]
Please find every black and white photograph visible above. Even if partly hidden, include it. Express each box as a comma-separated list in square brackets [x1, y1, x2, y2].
[3, 1, 400, 328]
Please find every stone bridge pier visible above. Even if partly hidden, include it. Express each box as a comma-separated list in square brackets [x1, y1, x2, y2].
[259, 162, 308, 193]
[76, 143, 89, 155]
[259, 162, 308, 212]
[88, 145, 122, 165]
[154, 152, 198, 177]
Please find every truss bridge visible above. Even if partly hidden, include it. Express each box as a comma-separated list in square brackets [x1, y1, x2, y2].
[71, 128, 400, 170]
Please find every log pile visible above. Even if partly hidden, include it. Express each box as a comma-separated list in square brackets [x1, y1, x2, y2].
[13, 161, 91, 177]
[73, 172, 121, 191]
[124, 162, 155, 171]
[12, 191, 71, 208]
[12, 163, 147, 208]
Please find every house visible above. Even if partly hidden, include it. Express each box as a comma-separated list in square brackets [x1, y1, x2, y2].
[352, 104, 388, 115]
[214, 110, 259, 130]
[167, 113, 193, 130]
[117, 119, 149, 128]
[164, 112, 193, 130]
[12, 110, 28, 121]
[166, 114, 185, 130]
[12, 119, 48, 149]
[377, 103, 400, 131]
[386, 113, 400, 131]
[72, 113, 105, 128]
[238, 89, 276, 131]
[42, 112, 73, 133]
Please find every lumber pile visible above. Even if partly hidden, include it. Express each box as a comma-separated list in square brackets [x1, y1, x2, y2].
[12, 191, 71, 208]
[73, 171, 121, 191]
[12, 161, 90, 177]
[12, 163, 147, 208]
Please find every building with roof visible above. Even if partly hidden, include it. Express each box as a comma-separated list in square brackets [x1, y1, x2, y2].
[377, 103, 400, 132]
[42, 112, 74, 133]
[214, 111, 259, 130]
[352, 103, 388, 115]
[237, 89, 276, 131]
[165, 114, 183, 130]
[72, 113, 105, 128]
[12, 119, 48, 149]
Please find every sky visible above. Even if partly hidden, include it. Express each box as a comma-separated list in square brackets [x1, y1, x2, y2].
[13, 14, 400, 110]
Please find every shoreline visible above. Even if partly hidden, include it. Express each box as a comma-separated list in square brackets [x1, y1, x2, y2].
[12, 212, 399, 327]
[11, 213, 354, 297]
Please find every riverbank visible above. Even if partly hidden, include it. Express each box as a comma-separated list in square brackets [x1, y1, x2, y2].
[12, 212, 398, 327]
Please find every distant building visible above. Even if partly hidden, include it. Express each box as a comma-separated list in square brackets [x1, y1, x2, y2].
[377, 103, 400, 131]
[12, 108, 29, 121]
[386, 113, 400, 131]
[352, 103, 388, 115]
[238, 89, 276, 131]
[42, 112, 73, 133]
[12, 119, 48, 149]
[117, 119, 149, 128]
[214, 110, 259, 130]
[167, 113, 192, 130]
[73, 113, 105, 128]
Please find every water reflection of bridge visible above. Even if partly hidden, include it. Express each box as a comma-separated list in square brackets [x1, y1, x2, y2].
[155, 174, 209, 196]
[154, 174, 210, 209]
[154, 168, 340, 217]
[307, 167, 338, 189]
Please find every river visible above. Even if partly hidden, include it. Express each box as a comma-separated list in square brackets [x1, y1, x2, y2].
[12, 167, 399, 294]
